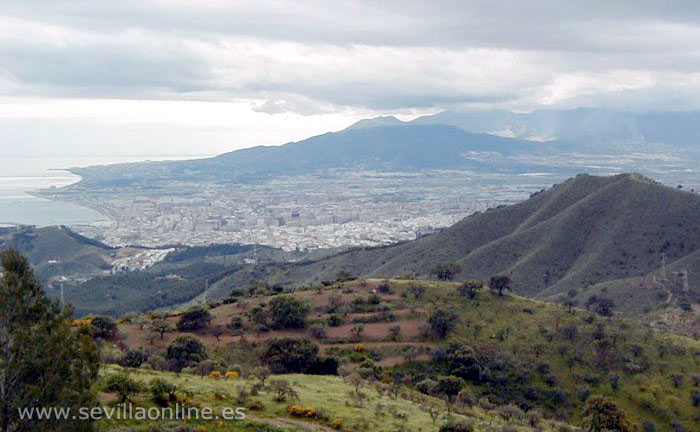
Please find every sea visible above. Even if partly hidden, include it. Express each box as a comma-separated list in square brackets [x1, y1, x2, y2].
[0, 155, 207, 227]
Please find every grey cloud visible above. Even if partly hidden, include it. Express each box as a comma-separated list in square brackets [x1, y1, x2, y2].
[2, 1, 700, 112]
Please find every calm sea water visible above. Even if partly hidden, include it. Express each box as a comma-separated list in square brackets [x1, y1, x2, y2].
[0, 155, 208, 227]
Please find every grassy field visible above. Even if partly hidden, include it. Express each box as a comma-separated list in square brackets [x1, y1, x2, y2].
[99, 364, 553, 432]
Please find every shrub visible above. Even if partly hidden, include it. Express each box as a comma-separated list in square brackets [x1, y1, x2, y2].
[271, 379, 297, 402]
[165, 335, 208, 372]
[176, 306, 211, 331]
[377, 280, 392, 294]
[327, 314, 343, 327]
[582, 396, 636, 432]
[287, 405, 318, 418]
[643, 421, 657, 432]
[248, 399, 265, 411]
[416, 379, 438, 395]
[692, 390, 700, 407]
[121, 348, 150, 368]
[262, 338, 320, 373]
[458, 280, 483, 299]
[252, 366, 271, 385]
[439, 420, 474, 432]
[309, 323, 327, 339]
[150, 378, 177, 407]
[428, 309, 458, 339]
[496, 403, 524, 421]
[388, 325, 402, 341]
[91, 315, 118, 339]
[269, 296, 311, 329]
[105, 373, 141, 403]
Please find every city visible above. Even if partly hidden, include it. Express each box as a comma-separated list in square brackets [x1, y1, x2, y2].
[39, 170, 559, 251]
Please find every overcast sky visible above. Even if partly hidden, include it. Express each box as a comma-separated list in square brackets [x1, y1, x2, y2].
[2, 0, 700, 158]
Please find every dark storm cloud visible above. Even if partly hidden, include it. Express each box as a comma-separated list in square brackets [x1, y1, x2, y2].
[2, 0, 700, 111]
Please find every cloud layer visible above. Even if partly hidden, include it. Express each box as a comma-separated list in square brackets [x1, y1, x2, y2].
[2, 0, 700, 113]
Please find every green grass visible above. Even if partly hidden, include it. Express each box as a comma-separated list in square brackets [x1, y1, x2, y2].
[99, 364, 564, 432]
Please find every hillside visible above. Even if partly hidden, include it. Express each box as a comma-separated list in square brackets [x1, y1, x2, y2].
[97, 279, 699, 431]
[0, 225, 116, 282]
[196, 174, 699, 329]
[64, 124, 548, 188]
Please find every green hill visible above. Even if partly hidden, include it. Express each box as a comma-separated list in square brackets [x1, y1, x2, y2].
[100, 279, 699, 431]
[0, 225, 115, 282]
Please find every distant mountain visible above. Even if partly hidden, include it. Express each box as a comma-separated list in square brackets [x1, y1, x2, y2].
[412, 108, 700, 152]
[202, 173, 699, 323]
[66, 124, 550, 187]
[344, 115, 406, 130]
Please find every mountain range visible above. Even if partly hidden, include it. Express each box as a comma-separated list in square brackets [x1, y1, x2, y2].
[62, 107, 700, 188]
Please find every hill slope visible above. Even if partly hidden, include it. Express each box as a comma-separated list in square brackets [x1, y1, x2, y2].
[202, 174, 699, 323]
[0, 225, 115, 281]
[110, 279, 699, 431]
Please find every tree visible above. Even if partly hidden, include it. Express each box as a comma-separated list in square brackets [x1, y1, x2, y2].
[430, 263, 462, 281]
[269, 296, 311, 330]
[261, 338, 320, 373]
[489, 275, 512, 296]
[176, 306, 211, 331]
[435, 375, 465, 403]
[150, 319, 172, 340]
[121, 348, 150, 368]
[105, 373, 141, 403]
[410, 283, 426, 300]
[212, 327, 225, 341]
[165, 335, 208, 372]
[351, 323, 365, 338]
[582, 396, 637, 432]
[252, 366, 271, 386]
[428, 309, 459, 339]
[458, 280, 483, 299]
[91, 315, 118, 339]
[593, 298, 616, 317]
[269, 379, 297, 402]
[0, 250, 100, 432]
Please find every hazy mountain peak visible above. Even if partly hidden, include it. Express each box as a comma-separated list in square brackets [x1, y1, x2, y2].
[345, 115, 405, 130]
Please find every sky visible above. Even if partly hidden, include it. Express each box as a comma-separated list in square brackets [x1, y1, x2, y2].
[2, 0, 700, 159]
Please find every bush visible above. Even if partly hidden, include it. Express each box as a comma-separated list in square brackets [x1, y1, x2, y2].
[416, 379, 438, 395]
[91, 315, 118, 339]
[121, 348, 150, 369]
[582, 396, 636, 432]
[269, 296, 311, 329]
[692, 390, 700, 407]
[262, 338, 320, 373]
[309, 323, 327, 339]
[428, 309, 458, 339]
[165, 335, 208, 372]
[439, 420, 474, 432]
[105, 373, 141, 403]
[327, 314, 343, 327]
[150, 378, 177, 407]
[176, 306, 211, 331]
